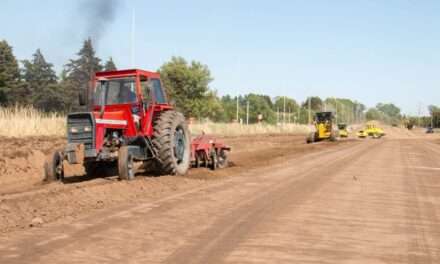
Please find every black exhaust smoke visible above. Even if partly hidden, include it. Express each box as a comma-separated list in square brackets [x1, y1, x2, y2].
[78, 0, 121, 44]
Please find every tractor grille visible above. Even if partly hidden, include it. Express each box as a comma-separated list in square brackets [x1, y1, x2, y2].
[67, 113, 95, 151]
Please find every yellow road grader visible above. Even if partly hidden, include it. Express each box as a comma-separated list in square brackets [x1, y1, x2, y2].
[306, 112, 338, 143]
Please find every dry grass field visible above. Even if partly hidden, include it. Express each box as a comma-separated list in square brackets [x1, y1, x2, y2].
[0, 107, 310, 137]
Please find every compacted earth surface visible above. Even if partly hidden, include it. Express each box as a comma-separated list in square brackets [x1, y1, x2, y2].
[1, 129, 440, 263]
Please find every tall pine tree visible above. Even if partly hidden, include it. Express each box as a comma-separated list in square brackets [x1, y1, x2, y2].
[21, 49, 60, 109]
[0, 40, 21, 105]
[63, 38, 103, 110]
[104, 57, 117, 71]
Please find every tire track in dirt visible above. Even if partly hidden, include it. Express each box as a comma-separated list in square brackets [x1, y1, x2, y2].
[163, 140, 379, 264]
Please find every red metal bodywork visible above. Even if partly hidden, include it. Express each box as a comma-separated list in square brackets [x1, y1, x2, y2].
[90, 69, 172, 152]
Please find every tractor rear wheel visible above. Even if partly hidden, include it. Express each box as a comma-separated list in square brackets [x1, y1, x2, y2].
[152, 111, 191, 175]
[44, 151, 64, 182]
[118, 146, 135, 180]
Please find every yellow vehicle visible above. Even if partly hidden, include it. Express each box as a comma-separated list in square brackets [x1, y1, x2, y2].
[357, 130, 368, 138]
[306, 112, 338, 143]
[365, 123, 385, 138]
[338, 123, 349, 138]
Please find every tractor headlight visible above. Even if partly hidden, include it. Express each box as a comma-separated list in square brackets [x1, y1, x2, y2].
[70, 127, 79, 133]
[83, 126, 92, 132]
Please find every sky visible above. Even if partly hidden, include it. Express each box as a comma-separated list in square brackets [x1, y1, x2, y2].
[1, 0, 439, 115]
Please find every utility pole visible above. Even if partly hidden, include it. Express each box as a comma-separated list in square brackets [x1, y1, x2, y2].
[246, 100, 249, 125]
[277, 107, 280, 125]
[236, 96, 239, 123]
[288, 108, 291, 124]
[131, 8, 136, 68]
[283, 96, 286, 124]
[308, 98, 312, 125]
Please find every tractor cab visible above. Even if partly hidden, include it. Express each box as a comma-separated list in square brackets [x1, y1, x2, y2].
[90, 69, 171, 137]
[72, 70, 174, 158]
[306, 112, 338, 143]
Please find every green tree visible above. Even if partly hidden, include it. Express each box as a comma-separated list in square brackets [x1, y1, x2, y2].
[159, 56, 214, 118]
[21, 49, 60, 109]
[219, 95, 238, 122]
[302, 96, 323, 112]
[64, 38, 103, 110]
[274, 96, 299, 113]
[376, 103, 401, 118]
[244, 93, 276, 124]
[0, 40, 21, 105]
[104, 57, 117, 71]
[428, 105, 440, 128]
[366, 108, 384, 121]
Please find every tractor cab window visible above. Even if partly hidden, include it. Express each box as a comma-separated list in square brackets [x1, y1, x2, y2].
[140, 76, 150, 103]
[94, 77, 138, 105]
[140, 77, 166, 104]
[151, 79, 166, 104]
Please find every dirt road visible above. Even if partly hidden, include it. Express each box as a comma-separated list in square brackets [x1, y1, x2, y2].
[1, 135, 440, 263]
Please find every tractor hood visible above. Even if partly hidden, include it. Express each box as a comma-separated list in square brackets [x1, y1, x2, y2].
[93, 110, 128, 128]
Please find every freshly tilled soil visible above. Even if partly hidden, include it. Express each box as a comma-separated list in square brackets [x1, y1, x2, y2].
[0, 134, 350, 234]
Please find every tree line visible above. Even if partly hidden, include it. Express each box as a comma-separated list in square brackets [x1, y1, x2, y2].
[1, 38, 437, 127]
[0, 39, 116, 112]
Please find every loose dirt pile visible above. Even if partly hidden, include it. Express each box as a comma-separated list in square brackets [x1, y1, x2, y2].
[0, 137, 65, 195]
[0, 134, 353, 234]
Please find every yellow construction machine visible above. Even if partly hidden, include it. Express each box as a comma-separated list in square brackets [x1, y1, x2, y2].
[306, 112, 338, 143]
[365, 122, 385, 138]
[338, 123, 349, 138]
[357, 130, 368, 138]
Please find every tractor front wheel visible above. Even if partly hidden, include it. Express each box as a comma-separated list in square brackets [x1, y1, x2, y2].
[118, 146, 135, 181]
[44, 151, 64, 182]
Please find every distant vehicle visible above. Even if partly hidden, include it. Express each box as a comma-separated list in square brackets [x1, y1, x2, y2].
[365, 123, 385, 138]
[426, 127, 434, 134]
[337, 123, 348, 138]
[306, 112, 338, 144]
[357, 130, 368, 138]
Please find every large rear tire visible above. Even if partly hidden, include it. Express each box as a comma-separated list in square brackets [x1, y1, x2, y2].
[152, 111, 191, 175]
[44, 151, 64, 182]
[118, 146, 135, 181]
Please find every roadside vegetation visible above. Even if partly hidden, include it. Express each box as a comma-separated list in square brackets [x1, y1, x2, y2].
[0, 38, 438, 137]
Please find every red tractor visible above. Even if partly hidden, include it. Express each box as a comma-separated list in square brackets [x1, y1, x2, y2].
[45, 69, 192, 181]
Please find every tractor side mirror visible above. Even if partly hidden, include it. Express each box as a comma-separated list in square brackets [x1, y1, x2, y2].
[78, 89, 87, 106]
